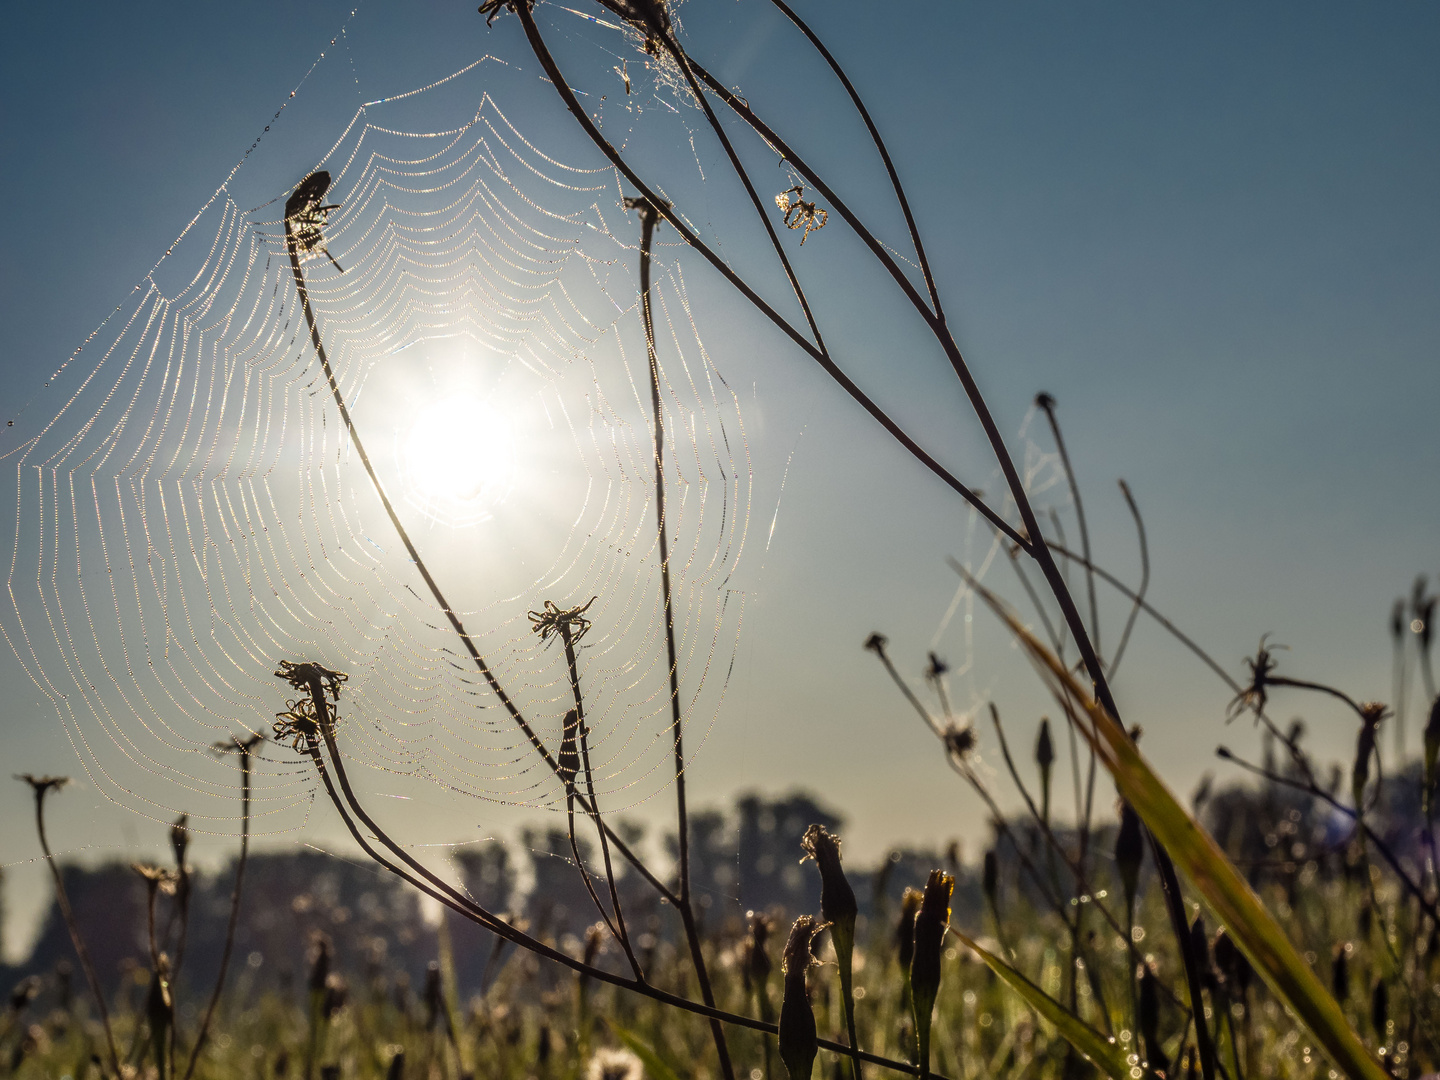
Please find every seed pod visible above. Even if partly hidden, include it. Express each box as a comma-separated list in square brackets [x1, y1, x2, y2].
[558, 709, 580, 790]
[744, 912, 774, 1014]
[910, 870, 954, 1079]
[896, 888, 922, 989]
[1115, 801, 1144, 927]
[1370, 978, 1387, 1039]
[1035, 718, 1054, 822]
[779, 916, 821, 1080]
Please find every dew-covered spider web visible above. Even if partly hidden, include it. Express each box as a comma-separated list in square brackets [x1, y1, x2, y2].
[0, 48, 753, 839]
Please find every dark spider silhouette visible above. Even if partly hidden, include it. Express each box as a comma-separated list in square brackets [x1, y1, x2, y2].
[284, 171, 344, 273]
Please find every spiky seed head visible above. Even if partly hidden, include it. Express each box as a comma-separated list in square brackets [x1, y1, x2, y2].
[1115, 800, 1145, 918]
[778, 916, 822, 1080]
[800, 825, 857, 973]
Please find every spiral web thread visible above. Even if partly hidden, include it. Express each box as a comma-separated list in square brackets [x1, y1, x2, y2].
[0, 55, 752, 839]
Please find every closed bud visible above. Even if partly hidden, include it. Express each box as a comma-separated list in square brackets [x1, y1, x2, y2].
[1352, 704, 1387, 815]
[800, 825, 857, 969]
[1035, 719, 1054, 822]
[910, 870, 954, 1078]
[982, 850, 999, 915]
[308, 933, 332, 996]
[1370, 979, 1387, 1039]
[169, 813, 190, 870]
[1115, 801, 1144, 923]
[778, 916, 822, 1080]
[1190, 914, 1214, 991]
[744, 912, 774, 997]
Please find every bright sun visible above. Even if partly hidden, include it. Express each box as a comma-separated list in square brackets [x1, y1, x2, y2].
[401, 395, 514, 520]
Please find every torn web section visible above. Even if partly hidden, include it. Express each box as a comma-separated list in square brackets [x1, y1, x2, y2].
[0, 55, 753, 839]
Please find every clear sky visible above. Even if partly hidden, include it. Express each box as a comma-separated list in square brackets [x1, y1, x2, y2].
[1, 1, 1437, 959]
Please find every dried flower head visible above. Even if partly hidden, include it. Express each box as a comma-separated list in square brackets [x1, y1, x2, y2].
[863, 632, 888, 656]
[774, 185, 828, 244]
[132, 863, 180, 895]
[584, 1047, 644, 1080]
[1352, 702, 1389, 814]
[800, 825, 857, 1000]
[528, 597, 597, 645]
[275, 660, 348, 702]
[943, 723, 977, 761]
[779, 915, 823, 1080]
[273, 698, 322, 753]
[15, 774, 70, 800]
[1228, 636, 1285, 721]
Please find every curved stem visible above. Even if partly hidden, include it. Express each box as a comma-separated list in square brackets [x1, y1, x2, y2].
[300, 730, 950, 1079]
[1037, 397, 1100, 658]
[286, 227, 674, 905]
[510, 6, 1025, 550]
[181, 740, 255, 1080]
[628, 194, 733, 1079]
[30, 786, 121, 1078]
[1107, 480, 1150, 677]
[764, 0, 943, 319]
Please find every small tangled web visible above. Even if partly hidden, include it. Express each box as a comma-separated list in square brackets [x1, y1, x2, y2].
[0, 56, 752, 836]
[775, 185, 827, 244]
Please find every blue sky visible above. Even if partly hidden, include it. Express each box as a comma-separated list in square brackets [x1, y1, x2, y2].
[1, 2, 1437, 957]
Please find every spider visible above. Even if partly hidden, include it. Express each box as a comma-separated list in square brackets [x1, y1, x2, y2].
[774, 185, 828, 245]
[528, 597, 598, 645]
[284, 171, 344, 273]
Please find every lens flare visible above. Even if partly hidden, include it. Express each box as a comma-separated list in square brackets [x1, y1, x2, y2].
[400, 395, 513, 523]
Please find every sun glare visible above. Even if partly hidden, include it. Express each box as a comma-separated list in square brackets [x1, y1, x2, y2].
[401, 395, 514, 522]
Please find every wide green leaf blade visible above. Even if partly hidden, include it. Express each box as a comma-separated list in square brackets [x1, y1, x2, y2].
[951, 929, 1131, 1080]
[964, 576, 1388, 1080]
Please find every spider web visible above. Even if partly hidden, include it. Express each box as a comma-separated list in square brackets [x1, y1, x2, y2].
[0, 48, 752, 839]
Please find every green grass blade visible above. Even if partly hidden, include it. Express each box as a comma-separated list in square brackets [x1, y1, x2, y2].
[951, 929, 1131, 1080]
[967, 580, 1388, 1080]
[610, 1021, 685, 1080]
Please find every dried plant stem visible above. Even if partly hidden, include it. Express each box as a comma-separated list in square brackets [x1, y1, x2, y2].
[1036, 396, 1100, 658]
[558, 620, 641, 979]
[297, 718, 951, 1079]
[286, 230, 670, 904]
[181, 738, 257, 1080]
[630, 196, 736, 1080]
[509, 5, 1023, 549]
[26, 782, 121, 1077]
